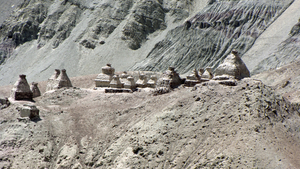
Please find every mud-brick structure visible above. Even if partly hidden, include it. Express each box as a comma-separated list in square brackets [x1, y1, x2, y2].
[147, 75, 157, 88]
[136, 74, 148, 88]
[110, 75, 123, 88]
[30, 82, 41, 98]
[202, 67, 213, 79]
[46, 69, 60, 91]
[185, 69, 201, 87]
[214, 50, 250, 80]
[10, 75, 33, 101]
[157, 67, 182, 89]
[124, 76, 136, 90]
[53, 69, 73, 89]
[95, 64, 115, 87]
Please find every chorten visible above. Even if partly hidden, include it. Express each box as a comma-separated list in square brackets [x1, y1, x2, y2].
[136, 74, 148, 88]
[110, 75, 123, 88]
[30, 82, 41, 98]
[46, 69, 60, 91]
[10, 75, 33, 100]
[214, 50, 250, 79]
[95, 64, 115, 87]
[124, 76, 136, 90]
[202, 67, 213, 79]
[53, 69, 72, 89]
[147, 75, 158, 88]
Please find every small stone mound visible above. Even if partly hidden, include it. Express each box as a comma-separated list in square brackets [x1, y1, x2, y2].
[214, 50, 250, 79]
[0, 98, 10, 110]
[157, 67, 182, 89]
[10, 75, 33, 101]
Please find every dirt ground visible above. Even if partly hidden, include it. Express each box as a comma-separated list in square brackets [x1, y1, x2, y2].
[0, 75, 300, 168]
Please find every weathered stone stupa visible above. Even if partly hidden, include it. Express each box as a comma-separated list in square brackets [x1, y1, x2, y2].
[147, 75, 157, 88]
[214, 50, 250, 79]
[110, 75, 123, 88]
[46, 69, 60, 91]
[136, 74, 148, 88]
[10, 75, 33, 100]
[95, 64, 115, 87]
[53, 69, 73, 89]
[124, 76, 136, 90]
[157, 67, 182, 88]
[185, 69, 201, 87]
[30, 82, 41, 98]
[202, 67, 213, 79]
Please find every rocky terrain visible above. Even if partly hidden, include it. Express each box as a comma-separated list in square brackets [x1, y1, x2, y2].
[1, 0, 300, 168]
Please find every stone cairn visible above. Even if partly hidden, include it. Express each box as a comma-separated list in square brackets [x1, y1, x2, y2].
[46, 69, 60, 91]
[30, 82, 41, 98]
[214, 49, 250, 80]
[95, 64, 115, 87]
[10, 74, 33, 101]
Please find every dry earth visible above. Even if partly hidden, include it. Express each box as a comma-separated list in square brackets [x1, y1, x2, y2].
[0, 75, 300, 168]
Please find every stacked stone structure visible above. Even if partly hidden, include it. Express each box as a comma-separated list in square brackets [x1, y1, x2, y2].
[95, 64, 115, 87]
[185, 69, 201, 87]
[214, 50, 250, 80]
[110, 75, 123, 88]
[46, 69, 60, 91]
[30, 82, 41, 98]
[124, 76, 136, 90]
[136, 74, 148, 88]
[157, 67, 182, 89]
[147, 75, 157, 88]
[10, 75, 33, 101]
[202, 67, 213, 79]
[53, 69, 72, 89]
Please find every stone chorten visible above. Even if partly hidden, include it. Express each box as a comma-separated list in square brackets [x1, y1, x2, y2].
[53, 69, 72, 89]
[147, 75, 158, 88]
[110, 75, 123, 88]
[30, 82, 41, 98]
[157, 67, 182, 88]
[120, 71, 129, 86]
[199, 68, 205, 76]
[202, 67, 213, 79]
[185, 69, 201, 87]
[10, 74, 33, 100]
[46, 69, 60, 91]
[136, 74, 148, 88]
[124, 76, 136, 90]
[95, 64, 115, 87]
[214, 50, 250, 79]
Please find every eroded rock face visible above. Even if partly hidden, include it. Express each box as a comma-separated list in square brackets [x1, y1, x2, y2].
[214, 50, 250, 79]
[10, 74, 33, 101]
[131, 0, 294, 73]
